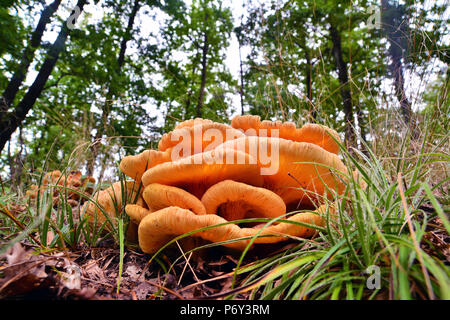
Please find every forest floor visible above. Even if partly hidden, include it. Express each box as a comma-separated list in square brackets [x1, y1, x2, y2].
[1, 200, 449, 300]
[0, 224, 295, 300]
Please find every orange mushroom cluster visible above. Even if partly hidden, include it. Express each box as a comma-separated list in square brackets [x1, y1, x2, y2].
[91, 116, 351, 254]
[26, 170, 96, 207]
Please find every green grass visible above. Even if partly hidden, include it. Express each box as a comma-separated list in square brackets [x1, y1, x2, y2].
[0, 169, 141, 255]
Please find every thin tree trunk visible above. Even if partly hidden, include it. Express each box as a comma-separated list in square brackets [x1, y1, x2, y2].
[184, 50, 201, 117]
[390, 52, 413, 125]
[86, 0, 141, 176]
[356, 103, 369, 155]
[295, 38, 315, 120]
[304, 47, 315, 120]
[10, 126, 26, 190]
[237, 31, 245, 115]
[0, 0, 87, 153]
[0, 0, 62, 118]
[196, 13, 209, 118]
[329, 23, 356, 148]
[381, 0, 415, 132]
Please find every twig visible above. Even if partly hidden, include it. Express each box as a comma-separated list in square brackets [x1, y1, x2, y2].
[176, 241, 200, 284]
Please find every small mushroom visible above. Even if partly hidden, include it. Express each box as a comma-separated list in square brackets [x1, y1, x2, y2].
[26, 170, 96, 204]
[174, 118, 214, 130]
[231, 115, 341, 154]
[201, 180, 285, 221]
[137, 205, 327, 253]
[143, 183, 206, 215]
[119, 149, 172, 182]
[42, 170, 62, 185]
[141, 148, 264, 198]
[83, 181, 145, 230]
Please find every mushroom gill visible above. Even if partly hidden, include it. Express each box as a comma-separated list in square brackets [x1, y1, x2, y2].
[143, 183, 206, 215]
[201, 180, 286, 222]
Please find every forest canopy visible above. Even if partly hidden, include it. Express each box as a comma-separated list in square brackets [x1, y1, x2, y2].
[0, 0, 448, 184]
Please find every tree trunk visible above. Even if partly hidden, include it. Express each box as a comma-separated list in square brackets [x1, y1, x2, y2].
[196, 13, 209, 118]
[238, 43, 245, 115]
[0, 0, 62, 118]
[304, 47, 315, 120]
[236, 30, 245, 115]
[0, 0, 87, 153]
[329, 23, 356, 148]
[294, 38, 315, 121]
[86, 0, 141, 176]
[381, 0, 417, 137]
[10, 126, 26, 190]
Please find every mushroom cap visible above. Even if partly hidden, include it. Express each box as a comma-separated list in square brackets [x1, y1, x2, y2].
[231, 115, 341, 154]
[174, 118, 214, 130]
[42, 170, 62, 185]
[143, 183, 206, 215]
[26, 171, 96, 202]
[201, 180, 286, 221]
[83, 181, 145, 229]
[125, 204, 152, 225]
[158, 122, 245, 155]
[141, 148, 264, 198]
[65, 171, 82, 187]
[138, 205, 326, 253]
[218, 136, 348, 207]
[119, 149, 172, 182]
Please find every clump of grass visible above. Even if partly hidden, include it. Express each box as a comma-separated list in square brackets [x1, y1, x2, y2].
[0, 166, 141, 256]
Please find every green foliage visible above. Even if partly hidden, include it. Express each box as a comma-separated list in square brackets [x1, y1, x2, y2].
[154, 0, 236, 131]
[0, 0, 27, 88]
[241, 0, 383, 136]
